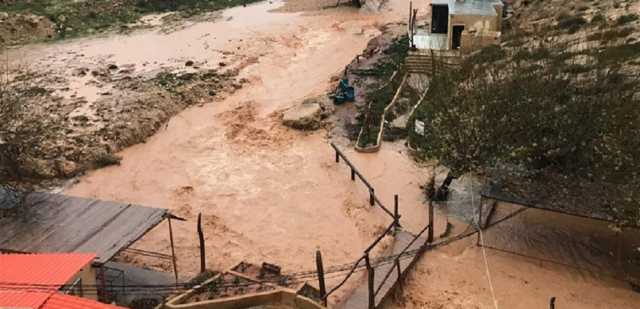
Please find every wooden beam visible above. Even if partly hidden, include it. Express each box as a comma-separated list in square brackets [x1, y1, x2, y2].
[197, 213, 206, 273]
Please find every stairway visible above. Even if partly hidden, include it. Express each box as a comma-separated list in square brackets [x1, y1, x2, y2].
[405, 52, 461, 76]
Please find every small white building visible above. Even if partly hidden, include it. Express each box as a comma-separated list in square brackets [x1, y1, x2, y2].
[412, 0, 504, 53]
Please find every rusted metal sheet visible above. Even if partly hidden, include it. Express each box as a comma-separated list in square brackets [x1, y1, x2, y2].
[0, 192, 167, 265]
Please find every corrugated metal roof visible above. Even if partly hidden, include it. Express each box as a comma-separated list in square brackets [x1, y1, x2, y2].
[451, 0, 501, 16]
[0, 192, 167, 265]
[43, 294, 125, 309]
[432, 0, 503, 17]
[0, 291, 52, 309]
[0, 292, 125, 309]
[0, 253, 95, 288]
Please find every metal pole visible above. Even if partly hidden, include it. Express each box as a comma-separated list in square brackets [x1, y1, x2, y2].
[365, 253, 375, 309]
[168, 217, 179, 283]
[197, 213, 206, 273]
[316, 249, 327, 306]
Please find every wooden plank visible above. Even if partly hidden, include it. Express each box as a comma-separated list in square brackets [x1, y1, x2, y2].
[339, 230, 429, 309]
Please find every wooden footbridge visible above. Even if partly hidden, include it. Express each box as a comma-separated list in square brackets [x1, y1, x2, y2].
[319, 143, 438, 309]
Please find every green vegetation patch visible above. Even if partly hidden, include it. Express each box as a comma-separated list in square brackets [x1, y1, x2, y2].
[556, 13, 588, 33]
[356, 35, 410, 148]
[409, 40, 640, 225]
[616, 13, 639, 26]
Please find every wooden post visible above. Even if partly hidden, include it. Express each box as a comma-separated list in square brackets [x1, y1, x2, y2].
[351, 168, 355, 181]
[365, 254, 375, 309]
[394, 194, 400, 231]
[316, 249, 327, 306]
[478, 197, 483, 229]
[476, 197, 483, 246]
[369, 189, 375, 206]
[427, 199, 434, 243]
[430, 49, 436, 77]
[197, 213, 206, 273]
[168, 217, 179, 284]
[395, 259, 402, 290]
[409, 1, 413, 47]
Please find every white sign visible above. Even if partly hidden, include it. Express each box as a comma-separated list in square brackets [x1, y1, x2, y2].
[414, 120, 425, 135]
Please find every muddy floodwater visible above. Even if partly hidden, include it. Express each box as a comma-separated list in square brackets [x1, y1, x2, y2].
[15, 0, 640, 307]
[55, 0, 431, 295]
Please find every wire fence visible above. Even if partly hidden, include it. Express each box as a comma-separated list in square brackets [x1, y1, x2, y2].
[0, 144, 480, 306]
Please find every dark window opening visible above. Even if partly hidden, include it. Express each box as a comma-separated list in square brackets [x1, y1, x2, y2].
[431, 5, 449, 34]
[452, 25, 465, 49]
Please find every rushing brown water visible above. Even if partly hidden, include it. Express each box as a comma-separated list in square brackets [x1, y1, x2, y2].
[18, 0, 639, 307]
[53, 0, 431, 284]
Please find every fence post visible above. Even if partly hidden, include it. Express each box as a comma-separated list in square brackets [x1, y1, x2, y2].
[477, 198, 483, 246]
[394, 195, 399, 227]
[168, 217, 179, 284]
[365, 253, 375, 309]
[197, 213, 206, 273]
[395, 259, 402, 290]
[316, 249, 327, 306]
[369, 189, 375, 206]
[427, 199, 434, 243]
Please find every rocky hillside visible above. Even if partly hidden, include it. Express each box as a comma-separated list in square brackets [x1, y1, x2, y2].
[506, 0, 640, 68]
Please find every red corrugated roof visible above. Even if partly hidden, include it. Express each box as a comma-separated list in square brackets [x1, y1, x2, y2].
[42, 294, 125, 309]
[0, 253, 95, 289]
[0, 291, 52, 308]
[0, 292, 125, 309]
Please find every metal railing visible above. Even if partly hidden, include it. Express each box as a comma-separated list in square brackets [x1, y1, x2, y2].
[330, 142, 399, 224]
[321, 143, 438, 308]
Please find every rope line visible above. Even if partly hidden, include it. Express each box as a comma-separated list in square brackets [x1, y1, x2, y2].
[473, 180, 499, 309]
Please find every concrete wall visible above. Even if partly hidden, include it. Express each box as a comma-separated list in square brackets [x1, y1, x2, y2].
[448, 13, 501, 50]
[162, 289, 324, 309]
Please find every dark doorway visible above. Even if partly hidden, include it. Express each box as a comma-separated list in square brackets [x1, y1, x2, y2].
[452, 25, 464, 49]
[431, 5, 449, 34]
